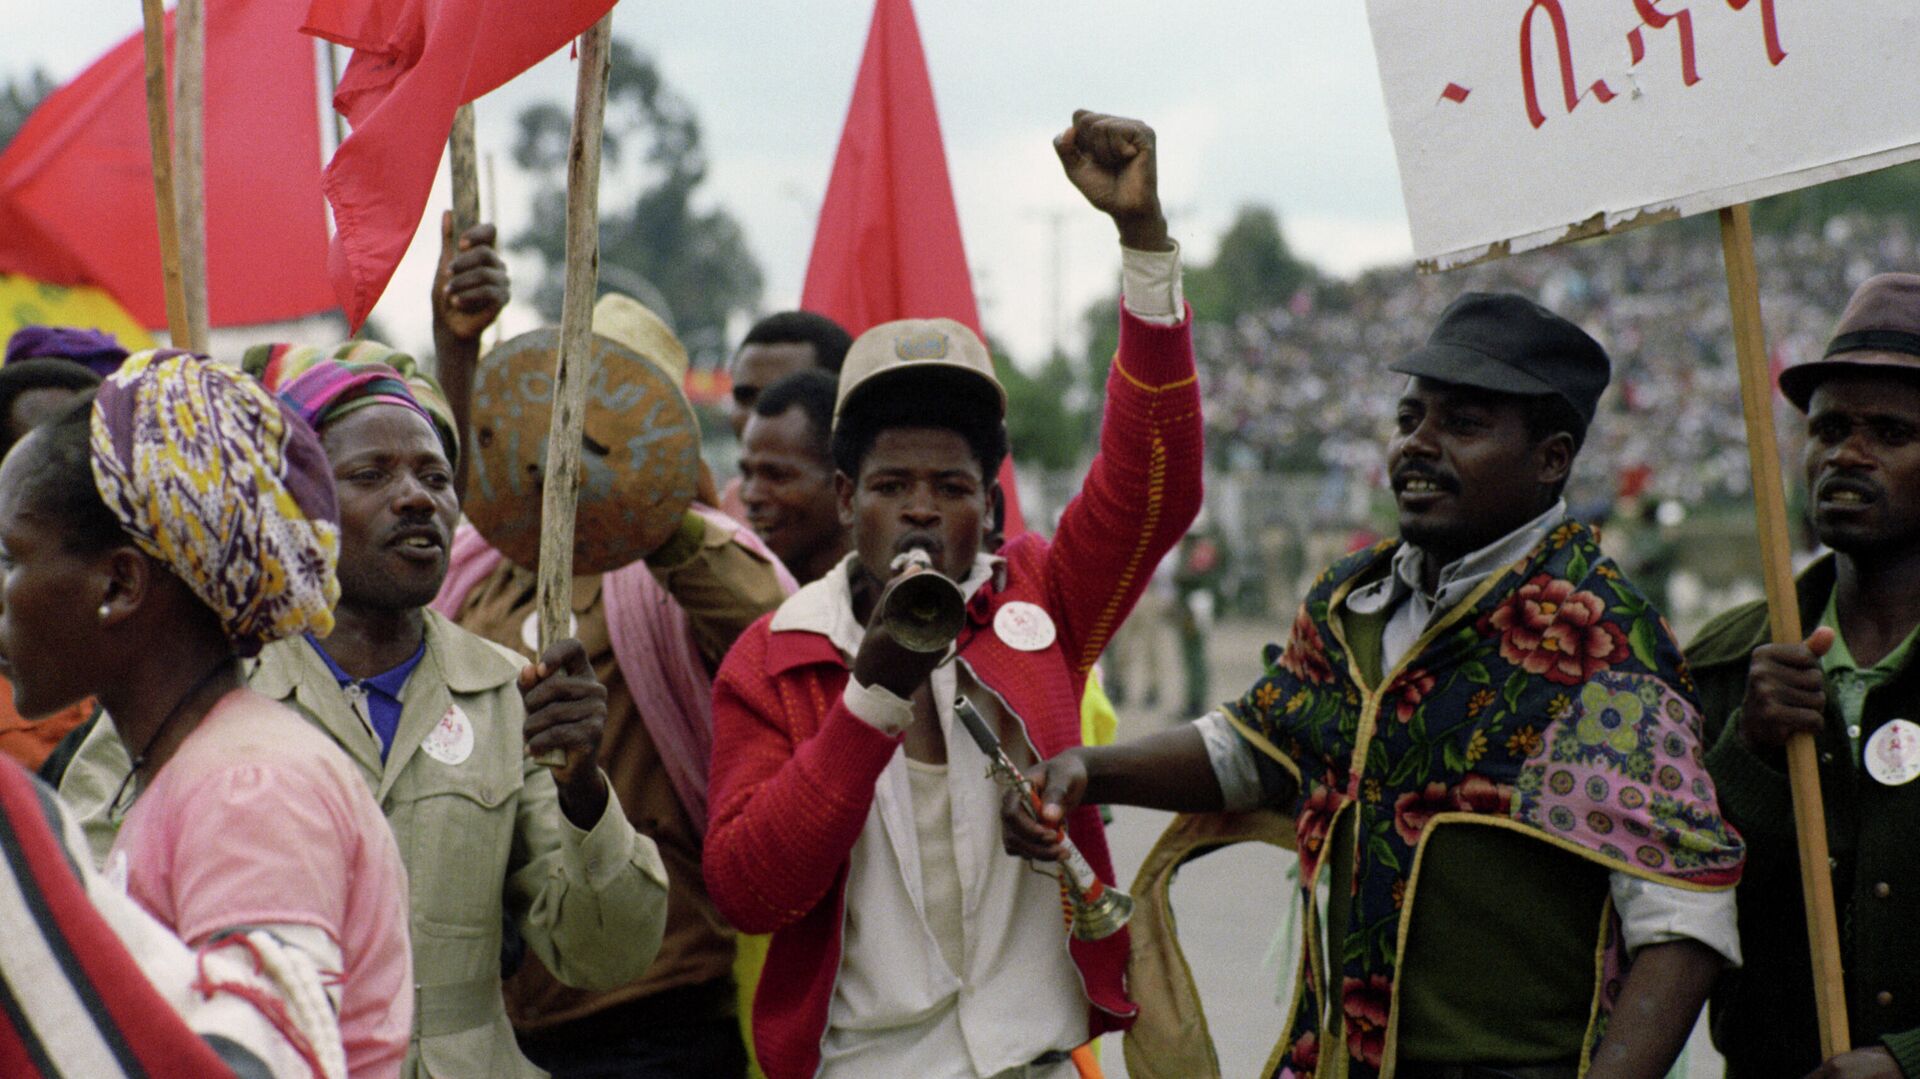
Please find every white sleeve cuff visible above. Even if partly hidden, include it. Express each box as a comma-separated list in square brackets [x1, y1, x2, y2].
[243, 923, 346, 1011]
[1121, 241, 1185, 326]
[1196, 710, 1266, 813]
[1610, 873, 1742, 967]
[844, 677, 915, 736]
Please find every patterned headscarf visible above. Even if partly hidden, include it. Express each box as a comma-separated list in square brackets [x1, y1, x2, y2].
[90, 351, 341, 656]
[241, 341, 460, 466]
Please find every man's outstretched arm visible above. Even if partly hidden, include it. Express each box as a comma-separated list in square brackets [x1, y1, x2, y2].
[1001, 725, 1225, 862]
[1041, 111, 1204, 672]
[1586, 938, 1722, 1079]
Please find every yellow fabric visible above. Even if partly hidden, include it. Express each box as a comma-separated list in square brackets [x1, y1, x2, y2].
[0, 274, 153, 349]
[733, 933, 770, 1079]
[1082, 668, 1119, 748]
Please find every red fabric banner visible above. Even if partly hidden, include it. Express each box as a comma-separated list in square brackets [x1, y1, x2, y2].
[800, 0, 1024, 535]
[305, 0, 616, 329]
[0, 0, 333, 330]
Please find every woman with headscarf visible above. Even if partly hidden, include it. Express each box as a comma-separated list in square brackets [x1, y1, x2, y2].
[0, 350, 413, 1078]
[51, 340, 669, 1079]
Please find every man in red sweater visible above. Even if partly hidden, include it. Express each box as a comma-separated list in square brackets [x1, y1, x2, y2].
[703, 110, 1203, 1079]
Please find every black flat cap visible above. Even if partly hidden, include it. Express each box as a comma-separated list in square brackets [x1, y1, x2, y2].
[1778, 273, 1920, 411]
[1389, 292, 1610, 428]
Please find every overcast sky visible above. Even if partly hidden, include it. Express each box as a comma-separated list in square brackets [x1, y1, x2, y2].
[2, 1, 1414, 365]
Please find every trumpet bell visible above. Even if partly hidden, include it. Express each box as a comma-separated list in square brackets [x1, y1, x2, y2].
[878, 570, 966, 653]
[1069, 884, 1134, 941]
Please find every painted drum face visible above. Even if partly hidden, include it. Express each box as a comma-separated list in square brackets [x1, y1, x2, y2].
[467, 328, 700, 575]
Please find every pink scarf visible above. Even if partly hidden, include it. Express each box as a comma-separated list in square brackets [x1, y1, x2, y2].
[433, 506, 795, 835]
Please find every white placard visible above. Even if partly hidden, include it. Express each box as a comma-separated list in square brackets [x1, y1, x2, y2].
[1366, 1, 1920, 268]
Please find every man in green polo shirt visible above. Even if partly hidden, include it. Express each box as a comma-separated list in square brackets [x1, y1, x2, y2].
[1691, 273, 1920, 1079]
[1003, 293, 1747, 1079]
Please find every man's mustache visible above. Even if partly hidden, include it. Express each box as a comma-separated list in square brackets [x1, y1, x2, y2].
[1391, 463, 1458, 493]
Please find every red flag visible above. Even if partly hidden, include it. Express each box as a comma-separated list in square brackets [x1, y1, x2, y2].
[305, 0, 615, 329]
[800, 0, 1024, 535]
[0, 0, 333, 329]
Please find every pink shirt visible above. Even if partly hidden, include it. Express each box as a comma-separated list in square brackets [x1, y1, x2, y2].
[111, 688, 413, 1078]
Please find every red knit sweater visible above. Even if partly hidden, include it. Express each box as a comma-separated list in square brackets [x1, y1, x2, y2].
[705, 305, 1203, 1079]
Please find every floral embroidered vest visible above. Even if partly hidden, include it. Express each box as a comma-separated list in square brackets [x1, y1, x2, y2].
[1224, 520, 1744, 1079]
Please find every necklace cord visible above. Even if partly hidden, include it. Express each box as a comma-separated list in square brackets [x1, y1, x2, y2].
[108, 658, 237, 822]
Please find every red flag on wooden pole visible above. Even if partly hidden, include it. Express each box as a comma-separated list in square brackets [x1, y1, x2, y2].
[800, 0, 1025, 536]
[304, 0, 617, 330]
[0, 0, 332, 330]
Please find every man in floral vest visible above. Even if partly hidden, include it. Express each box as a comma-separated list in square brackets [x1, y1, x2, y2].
[1005, 293, 1747, 1079]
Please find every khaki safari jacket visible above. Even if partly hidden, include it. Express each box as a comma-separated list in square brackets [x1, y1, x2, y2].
[57, 611, 671, 1079]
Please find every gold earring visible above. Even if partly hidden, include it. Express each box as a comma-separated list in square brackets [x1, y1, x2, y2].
[98, 604, 110, 621]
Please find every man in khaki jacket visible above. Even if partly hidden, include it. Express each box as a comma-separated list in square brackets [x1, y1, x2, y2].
[54, 224, 671, 1078]
[441, 293, 792, 1076]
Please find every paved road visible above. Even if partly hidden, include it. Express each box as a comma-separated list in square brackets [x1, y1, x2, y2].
[1090, 616, 1724, 1078]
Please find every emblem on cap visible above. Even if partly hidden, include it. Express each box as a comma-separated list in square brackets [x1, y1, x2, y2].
[894, 331, 951, 361]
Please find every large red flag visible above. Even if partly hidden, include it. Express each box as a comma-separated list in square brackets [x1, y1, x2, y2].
[0, 0, 333, 329]
[800, 0, 1023, 535]
[305, 0, 616, 329]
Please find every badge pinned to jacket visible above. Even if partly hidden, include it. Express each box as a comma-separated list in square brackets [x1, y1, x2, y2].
[1866, 718, 1920, 787]
[421, 704, 475, 767]
[994, 601, 1056, 652]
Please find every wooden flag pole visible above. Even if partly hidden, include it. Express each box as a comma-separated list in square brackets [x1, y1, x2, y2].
[171, 0, 209, 352]
[1718, 203, 1851, 1056]
[531, 14, 614, 766]
[484, 150, 502, 351]
[323, 43, 346, 151]
[484, 151, 499, 229]
[449, 103, 482, 234]
[138, 0, 192, 349]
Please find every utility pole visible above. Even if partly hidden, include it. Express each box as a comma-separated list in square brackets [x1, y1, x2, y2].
[1048, 208, 1066, 361]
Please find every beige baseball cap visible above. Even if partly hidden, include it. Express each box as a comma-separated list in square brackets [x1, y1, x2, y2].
[593, 293, 689, 383]
[834, 317, 1007, 422]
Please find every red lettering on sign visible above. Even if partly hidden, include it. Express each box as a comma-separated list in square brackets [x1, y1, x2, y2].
[1726, 0, 1787, 66]
[1440, 82, 1472, 103]
[1519, 0, 1617, 129]
[1630, 0, 1701, 85]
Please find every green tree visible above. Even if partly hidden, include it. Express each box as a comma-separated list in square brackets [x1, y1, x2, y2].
[1184, 205, 1313, 324]
[1069, 205, 1317, 444]
[0, 69, 55, 155]
[1752, 162, 1920, 235]
[511, 41, 762, 370]
[999, 346, 1092, 471]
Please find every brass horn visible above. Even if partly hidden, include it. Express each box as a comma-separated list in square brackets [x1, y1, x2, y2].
[876, 549, 966, 653]
[1066, 879, 1134, 942]
[951, 695, 1134, 942]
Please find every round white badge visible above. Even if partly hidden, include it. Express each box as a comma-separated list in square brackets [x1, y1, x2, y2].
[1866, 718, 1920, 787]
[421, 704, 475, 767]
[521, 611, 580, 655]
[993, 601, 1057, 652]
